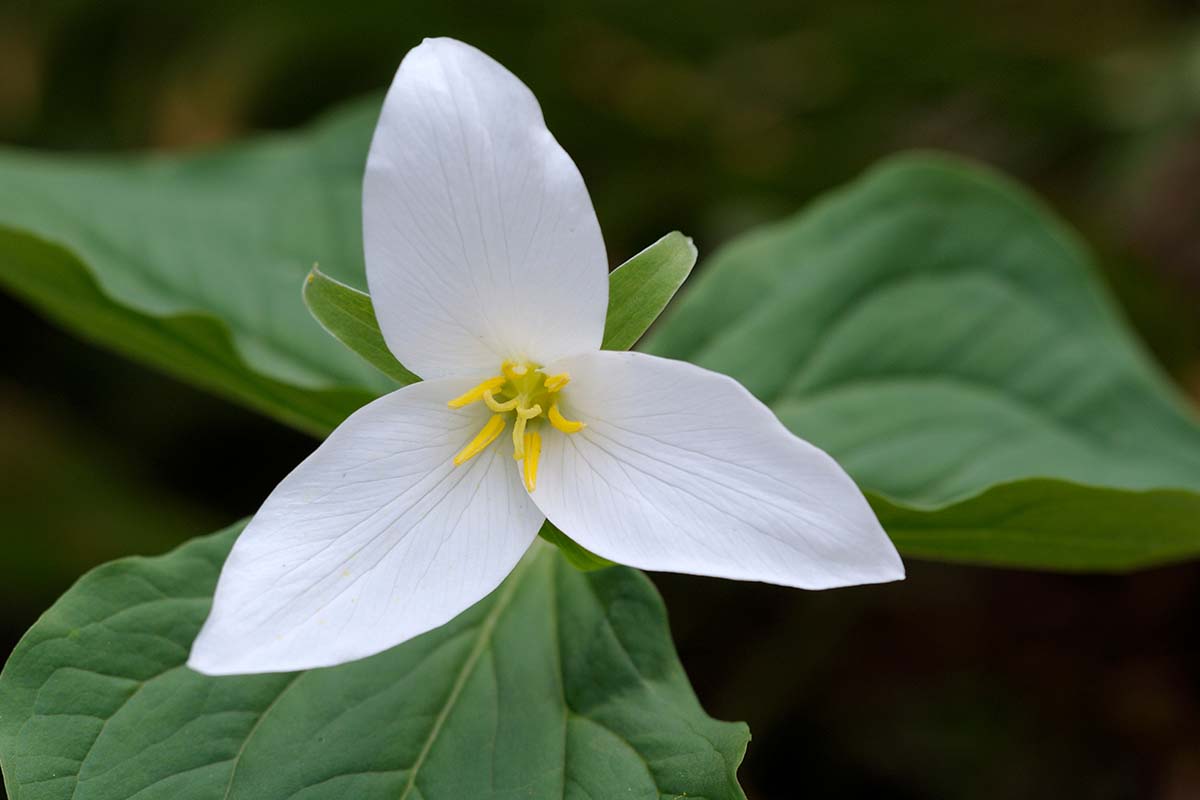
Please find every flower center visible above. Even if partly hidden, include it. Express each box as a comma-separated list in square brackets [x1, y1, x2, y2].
[445, 360, 585, 492]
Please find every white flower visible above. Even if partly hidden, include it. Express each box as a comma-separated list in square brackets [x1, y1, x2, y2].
[188, 37, 903, 676]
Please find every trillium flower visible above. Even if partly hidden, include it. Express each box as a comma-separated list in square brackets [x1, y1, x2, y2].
[188, 37, 903, 676]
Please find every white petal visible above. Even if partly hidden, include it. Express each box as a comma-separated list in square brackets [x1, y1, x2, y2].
[188, 377, 543, 675]
[532, 351, 904, 589]
[363, 37, 608, 379]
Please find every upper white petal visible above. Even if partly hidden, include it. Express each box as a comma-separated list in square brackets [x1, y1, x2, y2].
[530, 351, 904, 589]
[188, 376, 544, 675]
[363, 37, 609, 379]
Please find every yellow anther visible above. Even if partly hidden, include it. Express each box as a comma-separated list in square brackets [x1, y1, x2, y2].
[522, 431, 542, 492]
[453, 415, 506, 466]
[483, 389, 518, 413]
[448, 362, 577, 468]
[543, 373, 570, 392]
[548, 403, 585, 434]
[447, 376, 506, 409]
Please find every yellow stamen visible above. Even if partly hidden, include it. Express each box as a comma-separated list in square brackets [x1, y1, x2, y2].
[511, 403, 543, 459]
[448, 362, 583, 469]
[543, 373, 570, 392]
[447, 376, 506, 409]
[453, 415, 506, 465]
[522, 431, 542, 492]
[483, 389, 518, 413]
[548, 403, 585, 433]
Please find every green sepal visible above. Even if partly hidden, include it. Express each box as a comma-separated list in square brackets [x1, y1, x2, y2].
[302, 266, 420, 386]
[601, 230, 697, 351]
[537, 521, 615, 571]
[302, 230, 698, 385]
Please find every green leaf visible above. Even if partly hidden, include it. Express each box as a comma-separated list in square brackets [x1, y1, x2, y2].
[601, 231, 697, 351]
[0, 522, 748, 800]
[302, 231, 697, 386]
[0, 100, 388, 437]
[302, 266, 420, 386]
[0, 99, 696, 436]
[644, 153, 1200, 572]
[0, 227, 371, 436]
[875, 481, 1200, 572]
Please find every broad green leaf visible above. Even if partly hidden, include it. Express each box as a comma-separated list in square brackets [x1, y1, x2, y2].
[302, 266, 420, 386]
[644, 154, 1200, 571]
[0, 99, 695, 438]
[0, 227, 371, 436]
[0, 522, 748, 800]
[0, 100, 388, 437]
[876, 481, 1200, 572]
[601, 231, 697, 351]
[302, 231, 697, 386]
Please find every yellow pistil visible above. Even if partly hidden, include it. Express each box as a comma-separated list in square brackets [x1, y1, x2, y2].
[483, 388, 518, 413]
[512, 403, 542, 459]
[445, 362, 585, 487]
[453, 414, 506, 465]
[502, 360, 529, 381]
[548, 403, 585, 434]
[522, 430, 542, 492]
[447, 376, 506, 409]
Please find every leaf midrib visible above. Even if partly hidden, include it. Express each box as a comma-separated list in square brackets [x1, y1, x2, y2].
[212, 549, 536, 800]
[221, 672, 303, 800]
[395, 547, 537, 800]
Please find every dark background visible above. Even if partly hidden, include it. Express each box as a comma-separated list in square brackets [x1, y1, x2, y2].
[2, 1, 1199, 797]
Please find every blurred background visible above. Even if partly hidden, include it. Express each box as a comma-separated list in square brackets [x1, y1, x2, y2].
[2, 1, 1199, 797]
